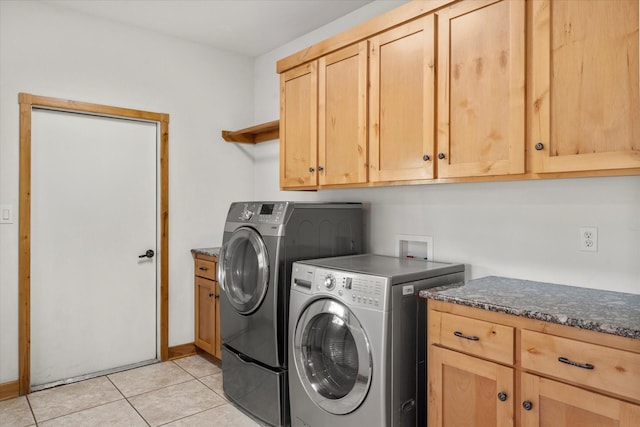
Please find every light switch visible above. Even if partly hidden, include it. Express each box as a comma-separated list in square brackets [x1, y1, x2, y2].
[0, 205, 14, 224]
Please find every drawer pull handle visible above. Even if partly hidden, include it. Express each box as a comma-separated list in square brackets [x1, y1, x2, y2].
[199, 267, 208, 271]
[558, 356, 594, 370]
[497, 392, 507, 402]
[454, 331, 479, 341]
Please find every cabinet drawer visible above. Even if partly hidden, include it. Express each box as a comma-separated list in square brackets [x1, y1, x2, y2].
[195, 258, 217, 281]
[521, 329, 640, 401]
[431, 311, 514, 365]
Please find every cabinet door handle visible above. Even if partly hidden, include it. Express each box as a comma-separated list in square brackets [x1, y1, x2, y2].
[423, 154, 431, 161]
[558, 356, 594, 370]
[309, 167, 315, 173]
[208, 292, 214, 298]
[522, 400, 533, 411]
[454, 331, 479, 341]
[318, 165, 324, 172]
[497, 392, 507, 402]
[438, 152, 446, 160]
[535, 142, 544, 151]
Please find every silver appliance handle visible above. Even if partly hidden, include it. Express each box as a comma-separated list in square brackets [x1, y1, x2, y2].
[217, 244, 226, 292]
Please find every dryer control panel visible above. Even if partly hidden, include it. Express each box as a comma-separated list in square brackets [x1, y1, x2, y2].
[291, 263, 389, 312]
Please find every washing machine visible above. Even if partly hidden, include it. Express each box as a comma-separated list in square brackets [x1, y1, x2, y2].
[289, 254, 465, 427]
[217, 201, 363, 427]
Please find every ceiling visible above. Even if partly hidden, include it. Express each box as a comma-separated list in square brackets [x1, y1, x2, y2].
[44, 0, 375, 57]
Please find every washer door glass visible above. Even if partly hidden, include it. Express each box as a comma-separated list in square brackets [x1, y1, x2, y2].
[294, 298, 372, 415]
[218, 227, 269, 315]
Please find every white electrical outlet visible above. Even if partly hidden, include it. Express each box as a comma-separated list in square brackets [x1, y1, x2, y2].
[579, 227, 598, 252]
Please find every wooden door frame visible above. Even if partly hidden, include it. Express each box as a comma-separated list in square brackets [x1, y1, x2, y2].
[18, 93, 170, 395]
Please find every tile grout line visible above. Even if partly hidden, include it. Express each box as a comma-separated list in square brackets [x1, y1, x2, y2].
[17, 356, 227, 426]
[195, 376, 228, 404]
[24, 394, 37, 426]
[106, 374, 151, 427]
[26, 379, 124, 426]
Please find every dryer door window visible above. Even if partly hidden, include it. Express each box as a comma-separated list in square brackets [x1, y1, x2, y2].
[294, 298, 372, 415]
[218, 227, 269, 315]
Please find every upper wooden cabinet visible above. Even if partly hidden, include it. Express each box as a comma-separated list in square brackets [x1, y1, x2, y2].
[277, 0, 639, 190]
[369, 16, 436, 182]
[437, 0, 525, 178]
[530, 0, 640, 173]
[280, 61, 318, 189]
[319, 42, 368, 186]
[280, 45, 368, 190]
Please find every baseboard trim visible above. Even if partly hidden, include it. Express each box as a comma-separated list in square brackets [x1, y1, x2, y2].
[0, 380, 19, 401]
[168, 343, 198, 360]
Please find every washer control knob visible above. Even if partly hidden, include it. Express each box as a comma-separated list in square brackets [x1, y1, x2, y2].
[324, 274, 336, 290]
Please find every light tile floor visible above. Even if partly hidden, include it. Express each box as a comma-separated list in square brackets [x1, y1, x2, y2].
[0, 355, 262, 426]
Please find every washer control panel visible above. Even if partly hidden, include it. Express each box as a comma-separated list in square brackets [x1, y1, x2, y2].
[291, 263, 389, 311]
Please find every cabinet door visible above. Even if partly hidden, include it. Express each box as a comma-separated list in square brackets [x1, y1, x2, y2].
[280, 61, 318, 189]
[520, 372, 640, 427]
[369, 15, 436, 182]
[429, 346, 514, 427]
[530, 0, 640, 173]
[195, 276, 215, 355]
[318, 42, 368, 186]
[437, 0, 525, 178]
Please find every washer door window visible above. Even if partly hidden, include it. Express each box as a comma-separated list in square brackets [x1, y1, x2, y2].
[218, 227, 269, 315]
[294, 299, 372, 415]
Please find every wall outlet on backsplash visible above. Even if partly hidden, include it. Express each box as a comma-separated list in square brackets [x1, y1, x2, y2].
[579, 227, 598, 252]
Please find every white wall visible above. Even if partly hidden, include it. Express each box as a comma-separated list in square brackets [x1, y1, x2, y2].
[0, 1, 255, 383]
[253, 1, 640, 292]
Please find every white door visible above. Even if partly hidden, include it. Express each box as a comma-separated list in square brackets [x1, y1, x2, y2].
[30, 109, 158, 387]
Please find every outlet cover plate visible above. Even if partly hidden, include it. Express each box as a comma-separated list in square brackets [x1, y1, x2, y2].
[579, 227, 598, 252]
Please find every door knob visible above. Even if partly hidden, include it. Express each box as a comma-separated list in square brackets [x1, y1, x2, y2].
[138, 249, 155, 259]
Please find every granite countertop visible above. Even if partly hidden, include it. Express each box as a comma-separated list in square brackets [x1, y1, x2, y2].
[420, 276, 640, 340]
[191, 247, 220, 257]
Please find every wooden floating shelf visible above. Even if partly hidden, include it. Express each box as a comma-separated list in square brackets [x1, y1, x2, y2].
[221, 120, 279, 144]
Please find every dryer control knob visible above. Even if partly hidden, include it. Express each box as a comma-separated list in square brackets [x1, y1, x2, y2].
[240, 208, 254, 220]
[324, 274, 336, 290]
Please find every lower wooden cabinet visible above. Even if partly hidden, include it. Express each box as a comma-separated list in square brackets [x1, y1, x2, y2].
[428, 300, 640, 427]
[193, 253, 221, 359]
[520, 372, 640, 427]
[429, 346, 514, 427]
